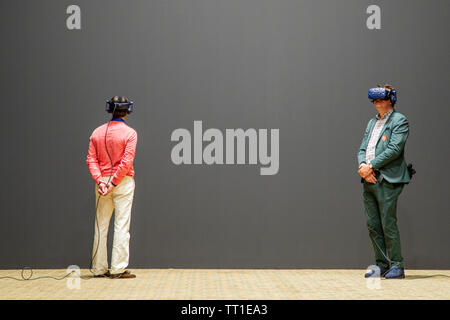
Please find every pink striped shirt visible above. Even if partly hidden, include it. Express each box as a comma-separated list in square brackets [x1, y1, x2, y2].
[86, 119, 138, 186]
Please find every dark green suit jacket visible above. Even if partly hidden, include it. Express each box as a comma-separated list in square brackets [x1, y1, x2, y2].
[358, 109, 411, 184]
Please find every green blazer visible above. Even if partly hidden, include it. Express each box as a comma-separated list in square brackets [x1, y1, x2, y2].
[357, 109, 411, 184]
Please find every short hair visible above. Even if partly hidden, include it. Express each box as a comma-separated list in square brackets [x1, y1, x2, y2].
[376, 83, 395, 91]
[109, 96, 129, 118]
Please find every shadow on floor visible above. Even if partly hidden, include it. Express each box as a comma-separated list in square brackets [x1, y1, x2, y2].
[405, 274, 450, 280]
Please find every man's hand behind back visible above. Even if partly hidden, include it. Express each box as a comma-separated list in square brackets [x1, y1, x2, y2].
[98, 182, 114, 196]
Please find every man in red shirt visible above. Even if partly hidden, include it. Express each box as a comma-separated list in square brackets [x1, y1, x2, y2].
[86, 96, 138, 279]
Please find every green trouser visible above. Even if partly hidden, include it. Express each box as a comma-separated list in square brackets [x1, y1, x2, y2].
[363, 179, 404, 269]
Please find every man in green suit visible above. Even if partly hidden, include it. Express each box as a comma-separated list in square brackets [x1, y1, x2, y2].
[357, 84, 411, 279]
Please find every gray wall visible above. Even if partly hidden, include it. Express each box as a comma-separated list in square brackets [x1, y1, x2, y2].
[0, 0, 449, 269]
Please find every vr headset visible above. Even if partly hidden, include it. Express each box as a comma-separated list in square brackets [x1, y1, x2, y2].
[105, 97, 134, 114]
[368, 87, 397, 105]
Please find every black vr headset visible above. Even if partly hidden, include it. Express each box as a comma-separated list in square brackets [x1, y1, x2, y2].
[105, 96, 134, 114]
[368, 87, 397, 106]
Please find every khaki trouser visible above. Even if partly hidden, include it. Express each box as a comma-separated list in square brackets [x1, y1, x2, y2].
[92, 176, 135, 275]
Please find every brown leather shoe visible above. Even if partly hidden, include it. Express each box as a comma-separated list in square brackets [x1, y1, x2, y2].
[109, 270, 136, 279]
[94, 271, 111, 278]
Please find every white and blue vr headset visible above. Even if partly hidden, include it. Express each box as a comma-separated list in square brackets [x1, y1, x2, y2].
[368, 87, 397, 105]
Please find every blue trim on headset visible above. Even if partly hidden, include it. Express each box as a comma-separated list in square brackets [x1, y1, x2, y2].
[105, 99, 134, 113]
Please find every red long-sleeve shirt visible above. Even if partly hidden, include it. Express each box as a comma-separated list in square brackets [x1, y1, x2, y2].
[86, 119, 137, 186]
